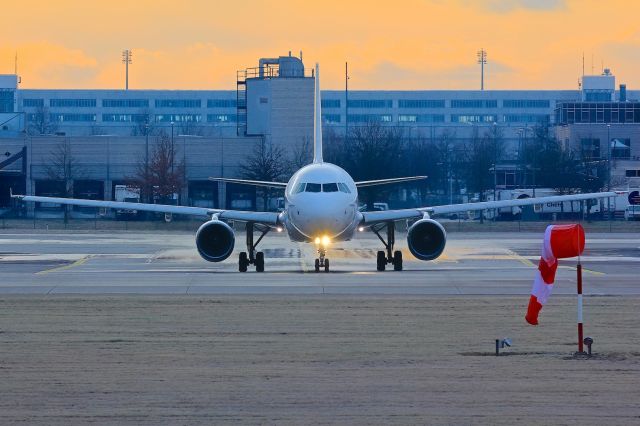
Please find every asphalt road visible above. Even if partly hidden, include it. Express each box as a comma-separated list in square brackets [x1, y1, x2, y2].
[0, 230, 638, 295]
[1, 230, 639, 424]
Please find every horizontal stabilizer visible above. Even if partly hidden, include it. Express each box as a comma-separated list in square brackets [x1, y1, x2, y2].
[355, 176, 427, 188]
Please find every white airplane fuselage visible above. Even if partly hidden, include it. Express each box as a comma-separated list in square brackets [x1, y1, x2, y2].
[282, 162, 362, 243]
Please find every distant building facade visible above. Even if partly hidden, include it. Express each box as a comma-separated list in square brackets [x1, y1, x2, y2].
[1, 54, 639, 213]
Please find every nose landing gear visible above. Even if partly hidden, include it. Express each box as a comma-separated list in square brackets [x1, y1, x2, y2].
[314, 247, 330, 272]
[238, 222, 269, 272]
[371, 221, 403, 271]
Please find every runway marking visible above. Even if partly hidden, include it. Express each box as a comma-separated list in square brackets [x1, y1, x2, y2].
[506, 249, 536, 267]
[559, 265, 605, 276]
[36, 256, 90, 275]
[297, 243, 308, 272]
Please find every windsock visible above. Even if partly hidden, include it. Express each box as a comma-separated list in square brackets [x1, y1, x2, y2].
[525, 224, 585, 325]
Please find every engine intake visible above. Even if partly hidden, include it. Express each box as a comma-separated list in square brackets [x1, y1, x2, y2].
[407, 219, 446, 261]
[195, 220, 235, 262]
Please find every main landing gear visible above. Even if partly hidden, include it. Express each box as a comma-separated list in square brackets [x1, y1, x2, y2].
[371, 221, 403, 271]
[238, 222, 269, 272]
[314, 246, 330, 273]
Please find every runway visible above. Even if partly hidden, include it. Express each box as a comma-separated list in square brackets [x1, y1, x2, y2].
[1, 230, 638, 295]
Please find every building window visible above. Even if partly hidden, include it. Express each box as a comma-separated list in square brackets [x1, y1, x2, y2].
[398, 114, 445, 123]
[154, 99, 202, 108]
[348, 114, 392, 123]
[611, 138, 631, 159]
[450, 99, 497, 108]
[50, 113, 96, 122]
[322, 114, 341, 123]
[625, 169, 640, 177]
[0, 90, 14, 113]
[347, 100, 393, 108]
[450, 114, 496, 123]
[102, 114, 148, 122]
[502, 100, 550, 108]
[23, 98, 44, 107]
[398, 99, 445, 108]
[585, 92, 612, 102]
[50, 99, 96, 108]
[155, 114, 202, 123]
[206, 114, 237, 123]
[580, 138, 600, 160]
[102, 99, 149, 108]
[503, 114, 550, 123]
[207, 99, 237, 108]
[321, 99, 341, 108]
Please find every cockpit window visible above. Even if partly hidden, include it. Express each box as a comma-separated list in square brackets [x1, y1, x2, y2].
[293, 182, 306, 194]
[306, 183, 321, 193]
[322, 183, 339, 192]
[338, 183, 351, 193]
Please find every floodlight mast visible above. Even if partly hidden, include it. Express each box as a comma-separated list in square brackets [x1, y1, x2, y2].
[477, 49, 487, 90]
[122, 49, 133, 90]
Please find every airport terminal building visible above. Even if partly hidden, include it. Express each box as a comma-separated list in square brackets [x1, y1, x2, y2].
[1, 54, 639, 214]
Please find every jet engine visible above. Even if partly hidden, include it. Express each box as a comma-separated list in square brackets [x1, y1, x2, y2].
[195, 220, 235, 262]
[407, 219, 447, 261]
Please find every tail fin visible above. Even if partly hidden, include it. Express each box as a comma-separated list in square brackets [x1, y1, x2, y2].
[313, 63, 323, 163]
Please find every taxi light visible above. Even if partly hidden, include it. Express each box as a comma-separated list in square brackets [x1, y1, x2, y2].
[276, 227, 283, 232]
[358, 227, 364, 232]
[314, 237, 321, 244]
[321, 235, 330, 246]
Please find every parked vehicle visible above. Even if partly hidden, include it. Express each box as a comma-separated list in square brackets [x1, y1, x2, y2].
[114, 185, 140, 220]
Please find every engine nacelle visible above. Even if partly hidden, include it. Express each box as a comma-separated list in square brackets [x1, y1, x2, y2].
[407, 219, 447, 261]
[195, 220, 235, 262]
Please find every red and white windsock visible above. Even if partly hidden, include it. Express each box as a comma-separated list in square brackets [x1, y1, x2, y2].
[525, 224, 585, 325]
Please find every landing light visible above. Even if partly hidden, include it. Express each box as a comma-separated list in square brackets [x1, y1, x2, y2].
[358, 227, 364, 232]
[276, 227, 283, 232]
[314, 236, 331, 246]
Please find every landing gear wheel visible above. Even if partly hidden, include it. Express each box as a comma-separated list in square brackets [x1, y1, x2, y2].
[239, 252, 248, 272]
[393, 250, 403, 271]
[324, 258, 330, 272]
[314, 258, 320, 272]
[377, 250, 386, 271]
[255, 251, 265, 272]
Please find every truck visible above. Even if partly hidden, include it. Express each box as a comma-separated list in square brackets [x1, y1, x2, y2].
[114, 185, 141, 220]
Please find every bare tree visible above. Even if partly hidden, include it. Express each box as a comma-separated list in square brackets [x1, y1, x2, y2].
[44, 138, 85, 223]
[240, 138, 287, 209]
[287, 135, 312, 174]
[129, 134, 185, 205]
[27, 105, 57, 135]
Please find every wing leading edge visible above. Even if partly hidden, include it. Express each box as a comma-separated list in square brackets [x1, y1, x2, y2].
[12, 195, 282, 225]
[208, 177, 287, 189]
[361, 192, 616, 225]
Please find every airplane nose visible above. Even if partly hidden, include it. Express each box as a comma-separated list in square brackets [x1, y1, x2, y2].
[295, 202, 351, 236]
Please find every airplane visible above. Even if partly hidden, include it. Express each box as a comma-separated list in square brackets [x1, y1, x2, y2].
[12, 64, 615, 273]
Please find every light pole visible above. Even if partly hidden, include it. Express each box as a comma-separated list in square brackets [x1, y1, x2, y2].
[145, 122, 149, 202]
[170, 121, 175, 174]
[607, 124, 612, 221]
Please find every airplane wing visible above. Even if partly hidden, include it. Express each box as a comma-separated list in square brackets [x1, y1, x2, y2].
[360, 191, 616, 225]
[11, 195, 282, 225]
[208, 177, 287, 188]
[355, 176, 427, 187]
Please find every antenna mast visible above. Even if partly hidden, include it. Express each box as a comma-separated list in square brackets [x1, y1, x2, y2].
[477, 48, 487, 90]
[122, 49, 132, 90]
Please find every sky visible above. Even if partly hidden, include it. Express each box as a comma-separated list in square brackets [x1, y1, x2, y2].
[0, 0, 639, 90]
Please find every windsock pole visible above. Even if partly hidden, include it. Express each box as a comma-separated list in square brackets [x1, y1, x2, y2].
[577, 262, 584, 353]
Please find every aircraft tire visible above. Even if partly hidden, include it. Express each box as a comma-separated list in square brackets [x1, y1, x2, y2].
[256, 251, 265, 272]
[239, 252, 248, 272]
[393, 250, 403, 271]
[314, 258, 320, 272]
[376, 251, 386, 271]
[324, 258, 330, 272]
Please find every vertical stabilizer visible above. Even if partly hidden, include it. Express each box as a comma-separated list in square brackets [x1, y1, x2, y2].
[313, 63, 323, 163]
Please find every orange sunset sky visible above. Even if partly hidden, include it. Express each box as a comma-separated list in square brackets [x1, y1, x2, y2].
[0, 0, 638, 91]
